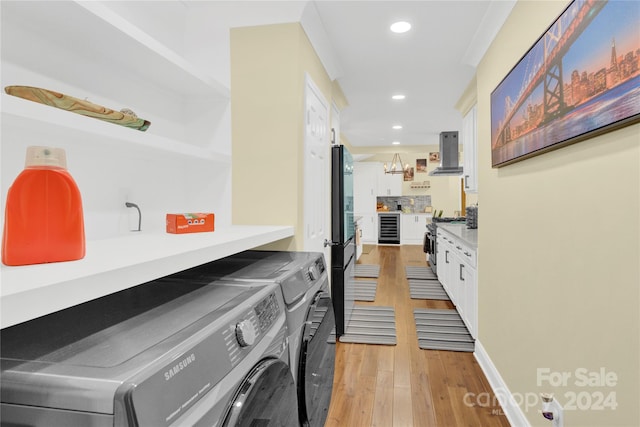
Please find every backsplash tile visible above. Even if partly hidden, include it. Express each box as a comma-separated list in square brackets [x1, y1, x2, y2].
[377, 196, 431, 213]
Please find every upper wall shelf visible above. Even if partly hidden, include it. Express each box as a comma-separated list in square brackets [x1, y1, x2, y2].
[1, 1, 229, 100]
[1, 225, 294, 328]
[2, 95, 231, 164]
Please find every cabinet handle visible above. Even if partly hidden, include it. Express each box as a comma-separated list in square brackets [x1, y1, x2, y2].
[465, 175, 469, 189]
[460, 264, 465, 281]
[445, 250, 449, 264]
[456, 245, 462, 250]
[464, 251, 471, 257]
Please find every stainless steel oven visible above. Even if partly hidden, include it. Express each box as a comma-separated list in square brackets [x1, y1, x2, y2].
[425, 223, 437, 274]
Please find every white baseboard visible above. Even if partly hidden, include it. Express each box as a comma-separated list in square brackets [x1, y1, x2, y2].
[474, 340, 531, 427]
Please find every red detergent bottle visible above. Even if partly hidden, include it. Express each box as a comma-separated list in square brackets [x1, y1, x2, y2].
[2, 146, 85, 266]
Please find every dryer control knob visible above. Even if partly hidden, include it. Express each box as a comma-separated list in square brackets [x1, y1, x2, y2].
[235, 320, 257, 347]
[308, 266, 316, 281]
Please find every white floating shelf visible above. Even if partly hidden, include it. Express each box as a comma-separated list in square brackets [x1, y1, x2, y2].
[410, 181, 431, 189]
[1, 1, 229, 99]
[2, 96, 231, 164]
[1, 225, 294, 328]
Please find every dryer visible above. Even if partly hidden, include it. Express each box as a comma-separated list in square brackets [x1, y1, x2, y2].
[162, 251, 335, 427]
[1, 278, 298, 427]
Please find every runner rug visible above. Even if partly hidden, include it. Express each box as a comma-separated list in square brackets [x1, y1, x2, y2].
[405, 266, 438, 280]
[329, 306, 396, 345]
[353, 280, 377, 302]
[408, 279, 450, 301]
[413, 308, 474, 352]
[354, 264, 380, 278]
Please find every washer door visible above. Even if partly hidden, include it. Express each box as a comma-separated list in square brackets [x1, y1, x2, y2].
[297, 291, 336, 427]
[223, 358, 298, 427]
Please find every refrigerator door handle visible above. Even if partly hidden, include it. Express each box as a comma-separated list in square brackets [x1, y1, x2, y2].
[324, 239, 339, 247]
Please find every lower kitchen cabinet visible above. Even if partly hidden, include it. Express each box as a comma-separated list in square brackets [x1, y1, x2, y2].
[357, 213, 377, 244]
[401, 214, 430, 245]
[460, 261, 477, 338]
[436, 226, 478, 338]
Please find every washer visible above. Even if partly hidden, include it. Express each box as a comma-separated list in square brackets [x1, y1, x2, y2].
[0, 278, 298, 426]
[163, 251, 335, 427]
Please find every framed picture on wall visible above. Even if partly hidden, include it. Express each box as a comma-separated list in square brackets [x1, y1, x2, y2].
[416, 158, 427, 172]
[429, 152, 440, 163]
[490, 0, 640, 168]
[404, 167, 414, 181]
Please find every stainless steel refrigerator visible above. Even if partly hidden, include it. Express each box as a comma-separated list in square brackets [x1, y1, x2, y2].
[330, 145, 355, 337]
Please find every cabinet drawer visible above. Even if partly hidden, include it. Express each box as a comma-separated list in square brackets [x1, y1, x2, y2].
[458, 244, 476, 268]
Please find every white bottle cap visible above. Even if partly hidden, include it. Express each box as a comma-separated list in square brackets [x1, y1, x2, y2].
[25, 146, 67, 169]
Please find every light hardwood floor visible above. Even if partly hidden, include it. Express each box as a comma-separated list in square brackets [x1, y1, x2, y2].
[324, 245, 510, 427]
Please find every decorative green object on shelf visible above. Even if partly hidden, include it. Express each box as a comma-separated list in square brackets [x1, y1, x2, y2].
[4, 85, 151, 131]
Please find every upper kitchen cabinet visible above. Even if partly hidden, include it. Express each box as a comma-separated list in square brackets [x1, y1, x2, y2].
[377, 163, 403, 196]
[462, 104, 478, 194]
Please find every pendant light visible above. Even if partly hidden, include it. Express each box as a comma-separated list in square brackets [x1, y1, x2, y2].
[384, 153, 409, 174]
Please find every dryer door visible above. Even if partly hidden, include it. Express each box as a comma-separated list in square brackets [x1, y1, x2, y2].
[223, 358, 298, 427]
[297, 291, 336, 427]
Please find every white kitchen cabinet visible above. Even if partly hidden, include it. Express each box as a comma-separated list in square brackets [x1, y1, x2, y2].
[401, 214, 430, 245]
[438, 231, 461, 305]
[354, 162, 378, 212]
[0, 2, 293, 328]
[436, 226, 477, 338]
[358, 214, 377, 244]
[354, 162, 378, 244]
[460, 261, 478, 338]
[377, 165, 403, 196]
[462, 104, 478, 194]
[436, 233, 451, 295]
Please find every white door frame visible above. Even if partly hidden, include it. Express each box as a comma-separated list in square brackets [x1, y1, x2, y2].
[303, 73, 330, 266]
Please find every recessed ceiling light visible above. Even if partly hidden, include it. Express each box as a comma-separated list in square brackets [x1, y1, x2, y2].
[392, 125, 403, 130]
[391, 94, 406, 100]
[392, 141, 401, 145]
[390, 21, 411, 34]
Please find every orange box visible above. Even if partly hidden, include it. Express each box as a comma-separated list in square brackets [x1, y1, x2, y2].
[166, 213, 214, 234]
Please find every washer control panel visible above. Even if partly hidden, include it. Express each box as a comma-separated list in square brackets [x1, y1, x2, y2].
[235, 320, 257, 347]
[253, 292, 280, 333]
[223, 291, 283, 367]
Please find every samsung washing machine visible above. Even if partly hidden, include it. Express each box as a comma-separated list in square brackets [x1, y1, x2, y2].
[161, 251, 336, 427]
[0, 277, 298, 427]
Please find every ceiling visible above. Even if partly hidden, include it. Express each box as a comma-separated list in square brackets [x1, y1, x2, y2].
[185, 0, 516, 150]
[308, 0, 515, 149]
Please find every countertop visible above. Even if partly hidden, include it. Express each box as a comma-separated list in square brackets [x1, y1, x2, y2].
[437, 223, 478, 249]
[377, 210, 432, 215]
[1, 225, 294, 328]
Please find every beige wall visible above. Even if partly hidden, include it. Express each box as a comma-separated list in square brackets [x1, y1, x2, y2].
[477, 1, 639, 426]
[230, 23, 336, 250]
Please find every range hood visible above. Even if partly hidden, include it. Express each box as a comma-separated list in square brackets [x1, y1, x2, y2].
[428, 131, 463, 176]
